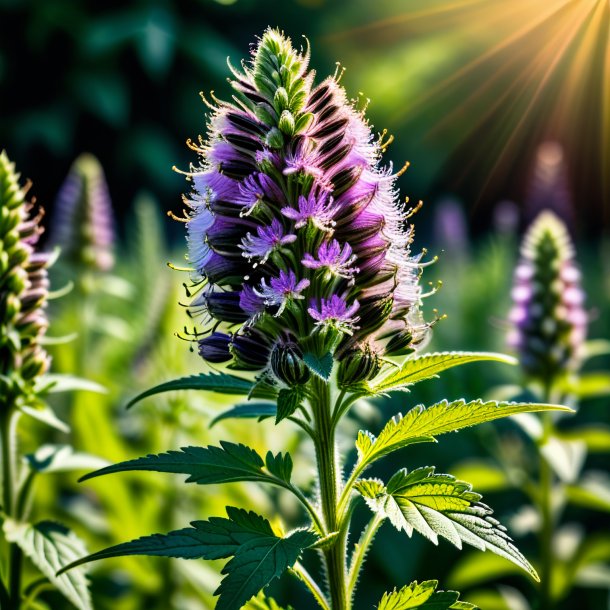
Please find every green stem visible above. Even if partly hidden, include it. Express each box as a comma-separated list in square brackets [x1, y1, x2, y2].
[290, 563, 331, 610]
[537, 385, 555, 610]
[346, 514, 384, 607]
[1, 407, 22, 607]
[311, 377, 347, 610]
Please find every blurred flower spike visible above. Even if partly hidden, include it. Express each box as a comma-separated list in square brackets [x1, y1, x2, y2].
[50, 153, 115, 272]
[508, 210, 587, 386]
[0, 151, 52, 404]
[179, 28, 431, 387]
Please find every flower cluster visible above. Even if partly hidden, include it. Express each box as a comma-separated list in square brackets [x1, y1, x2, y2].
[182, 29, 429, 387]
[0, 151, 52, 405]
[49, 153, 115, 272]
[508, 210, 587, 385]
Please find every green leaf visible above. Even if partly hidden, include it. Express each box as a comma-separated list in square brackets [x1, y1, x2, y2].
[377, 579, 477, 609]
[370, 352, 517, 394]
[356, 399, 571, 468]
[37, 374, 107, 395]
[19, 404, 70, 433]
[25, 445, 109, 474]
[276, 387, 304, 424]
[126, 372, 276, 409]
[357, 468, 538, 581]
[4, 520, 91, 610]
[303, 351, 333, 380]
[58, 507, 317, 610]
[79, 442, 292, 488]
[558, 426, 610, 453]
[210, 403, 277, 427]
[566, 472, 610, 512]
[560, 372, 610, 399]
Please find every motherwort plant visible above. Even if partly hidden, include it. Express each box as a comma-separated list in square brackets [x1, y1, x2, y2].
[61, 31, 568, 610]
[0, 151, 95, 610]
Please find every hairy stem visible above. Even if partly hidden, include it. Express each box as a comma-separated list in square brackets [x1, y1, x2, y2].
[312, 377, 347, 610]
[290, 563, 331, 610]
[347, 514, 384, 608]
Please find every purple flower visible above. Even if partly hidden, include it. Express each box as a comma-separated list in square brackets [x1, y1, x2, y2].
[308, 295, 360, 333]
[302, 240, 357, 279]
[255, 270, 310, 315]
[508, 210, 587, 383]
[282, 188, 339, 231]
[241, 218, 297, 263]
[50, 153, 115, 271]
[178, 29, 429, 377]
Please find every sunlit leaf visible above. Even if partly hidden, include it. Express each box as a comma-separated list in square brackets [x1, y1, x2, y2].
[558, 425, 610, 453]
[377, 579, 477, 609]
[566, 472, 610, 513]
[4, 520, 91, 610]
[79, 442, 293, 488]
[356, 399, 570, 467]
[58, 507, 317, 610]
[356, 468, 538, 581]
[370, 352, 516, 394]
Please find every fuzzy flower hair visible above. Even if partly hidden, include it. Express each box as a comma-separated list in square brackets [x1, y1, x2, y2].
[180, 29, 430, 387]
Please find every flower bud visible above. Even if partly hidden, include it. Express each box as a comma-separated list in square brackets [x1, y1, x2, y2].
[337, 345, 381, 387]
[270, 337, 310, 386]
[198, 333, 232, 363]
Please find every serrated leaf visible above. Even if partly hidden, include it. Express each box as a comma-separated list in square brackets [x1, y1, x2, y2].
[356, 399, 571, 467]
[309, 530, 340, 550]
[264, 451, 292, 483]
[25, 445, 109, 474]
[79, 441, 292, 488]
[303, 351, 333, 380]
[377, 579, 477, 609]
[126, 372, 275, 409]
[276, 388, 303, 424]
[358, 468, 538, 581]
[4, 520, 91, 610]
[210, 403, 277, 427]
[371, 352, 517, 394]
[58, 507, 317, 610]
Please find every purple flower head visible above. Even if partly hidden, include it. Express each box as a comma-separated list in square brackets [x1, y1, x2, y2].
[255, 270, 310, 315]
[508, 210, 587, 384]
[302, 240, 357, 280]
[282, 188, 338, 231]
[241, 218, 296, 264]
[50, 153, 115, 272]
[178, 29, 430, 383]
[308, 295, 360, 333]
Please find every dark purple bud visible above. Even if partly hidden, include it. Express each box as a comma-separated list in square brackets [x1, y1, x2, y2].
[198, 333, 232, 363]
